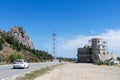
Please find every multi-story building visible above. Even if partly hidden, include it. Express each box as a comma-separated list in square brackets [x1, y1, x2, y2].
[77, 38, 117, 63]
[77, 45, 92, 63]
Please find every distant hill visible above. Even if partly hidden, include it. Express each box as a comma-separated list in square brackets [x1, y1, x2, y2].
[0, 26, 52, 63]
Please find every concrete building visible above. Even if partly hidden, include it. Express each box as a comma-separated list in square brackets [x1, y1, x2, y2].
[77, 38, 117, 63]
[77, 45, 92, 63]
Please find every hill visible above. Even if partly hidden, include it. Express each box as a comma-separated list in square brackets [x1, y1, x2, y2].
[0, 26, 52, 63]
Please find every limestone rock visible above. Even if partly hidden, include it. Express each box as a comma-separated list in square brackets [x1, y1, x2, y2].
[8, 26, 34, 49]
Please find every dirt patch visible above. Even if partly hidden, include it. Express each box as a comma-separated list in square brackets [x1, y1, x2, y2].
[35, 63, 120, 80]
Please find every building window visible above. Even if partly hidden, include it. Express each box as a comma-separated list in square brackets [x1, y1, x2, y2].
[102, 46, 104, 48]
[97, 41, 100, 43]
[103, 52, 105, 55]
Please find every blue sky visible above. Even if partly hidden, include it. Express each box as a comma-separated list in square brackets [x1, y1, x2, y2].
[0, 0, 120, 58]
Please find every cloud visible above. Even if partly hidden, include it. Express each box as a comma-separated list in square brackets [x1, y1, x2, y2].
[58, 29, 120, 57]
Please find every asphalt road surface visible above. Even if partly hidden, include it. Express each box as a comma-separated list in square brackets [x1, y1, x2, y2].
[0, 62, 61, 80]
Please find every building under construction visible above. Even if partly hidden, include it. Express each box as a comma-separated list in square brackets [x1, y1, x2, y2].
[77, 38, 117, 63]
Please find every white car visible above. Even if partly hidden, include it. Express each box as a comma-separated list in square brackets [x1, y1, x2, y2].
[13, 59, 29, 69]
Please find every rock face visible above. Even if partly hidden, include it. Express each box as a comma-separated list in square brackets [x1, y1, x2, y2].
[8, 26, 34, 49]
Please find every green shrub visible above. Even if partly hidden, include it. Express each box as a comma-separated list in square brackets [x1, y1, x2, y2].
[95, 60, 114, 65]
[0, 43, 3, 50]
[117, 57, 120, 61]
[0, 38, 4, 44]
[5, 36, 14, 44]
[9, 54, 22, 63]
[13, 41, 22, 51]
[0, 37, 4, 50]
[96, 60, 105, 65]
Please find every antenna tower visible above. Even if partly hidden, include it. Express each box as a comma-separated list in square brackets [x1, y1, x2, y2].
[52, 31, 57, 59]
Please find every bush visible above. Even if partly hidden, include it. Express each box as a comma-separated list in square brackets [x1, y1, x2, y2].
[117, 57, 120, 61]
[9, 54, 22, 63]
[5, 36, 14, 44]
[95, 60, 114, 65]
[0, 43, 3, 50]
[13, 41, 22, 51]
[0, 38, 4, 44]
[0, 37, 4, 50]
[97, 60, 106, 65]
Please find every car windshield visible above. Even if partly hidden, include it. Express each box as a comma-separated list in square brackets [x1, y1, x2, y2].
[15, 59, 23, 62]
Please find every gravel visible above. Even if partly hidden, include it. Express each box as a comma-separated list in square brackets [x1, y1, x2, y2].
[35, 63, 120, 80]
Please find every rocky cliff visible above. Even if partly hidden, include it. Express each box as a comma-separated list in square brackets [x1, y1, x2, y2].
[8, 26, 34, 49]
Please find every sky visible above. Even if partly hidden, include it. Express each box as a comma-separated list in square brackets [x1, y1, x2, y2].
[0, 0, 120, 58]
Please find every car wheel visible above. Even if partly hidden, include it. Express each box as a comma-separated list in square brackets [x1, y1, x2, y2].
[27, 65, 29, 68]
[13, 67, 15, 69]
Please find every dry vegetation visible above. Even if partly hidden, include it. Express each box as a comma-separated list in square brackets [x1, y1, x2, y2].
[15, 64, 64, 80]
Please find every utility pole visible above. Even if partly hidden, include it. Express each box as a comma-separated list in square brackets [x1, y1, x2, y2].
[52, 31, 57, 60]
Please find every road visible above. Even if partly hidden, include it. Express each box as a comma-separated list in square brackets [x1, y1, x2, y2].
[0, 62, 61, 80]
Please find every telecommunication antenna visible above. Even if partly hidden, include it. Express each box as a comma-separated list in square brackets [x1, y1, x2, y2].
[52, 30, 57, 59]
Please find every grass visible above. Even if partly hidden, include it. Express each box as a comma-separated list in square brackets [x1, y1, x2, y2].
[16, 63, 64, 80]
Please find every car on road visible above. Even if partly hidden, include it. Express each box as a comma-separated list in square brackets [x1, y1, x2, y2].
[13, 59, 29, 69]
